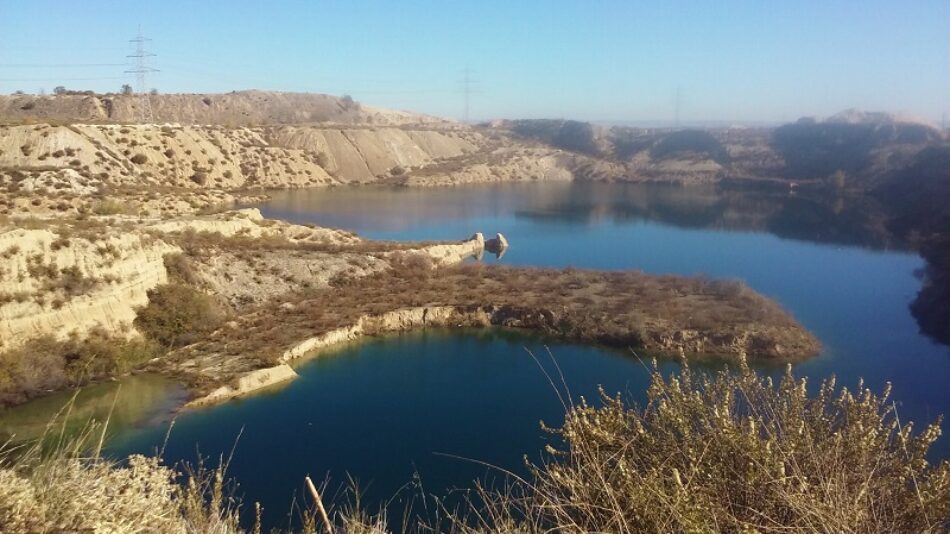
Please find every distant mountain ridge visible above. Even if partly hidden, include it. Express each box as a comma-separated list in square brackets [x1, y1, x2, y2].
[0, 90, 452, 127]
[823, 108, 937, 127]
[492, 110, 946, 187]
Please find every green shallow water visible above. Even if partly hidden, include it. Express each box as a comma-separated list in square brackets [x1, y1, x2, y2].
[0, 374, 186, 445]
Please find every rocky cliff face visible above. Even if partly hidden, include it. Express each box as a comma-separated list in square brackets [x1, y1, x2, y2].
[0, 208, 374, 350]
[0, 123, 483, 193]
[0, 226, 177, 349]
[265, 126, 479, 182]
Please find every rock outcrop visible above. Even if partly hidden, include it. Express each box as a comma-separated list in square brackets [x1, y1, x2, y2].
[0, 226, 177, 349]
[485, 233, 509, 257]
[185, 363, 298, 407]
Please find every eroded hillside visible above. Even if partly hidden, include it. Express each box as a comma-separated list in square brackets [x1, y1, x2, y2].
[0, 90, 451, 127]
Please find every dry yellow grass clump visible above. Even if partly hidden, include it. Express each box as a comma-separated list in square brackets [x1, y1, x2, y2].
[0, 420, 241, 533]
[455, 361, 950, 533]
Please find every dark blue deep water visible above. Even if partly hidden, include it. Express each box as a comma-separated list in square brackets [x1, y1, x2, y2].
[104, 182, 947, 528]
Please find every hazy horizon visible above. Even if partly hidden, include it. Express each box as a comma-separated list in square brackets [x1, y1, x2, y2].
[1, 0, 948, 124]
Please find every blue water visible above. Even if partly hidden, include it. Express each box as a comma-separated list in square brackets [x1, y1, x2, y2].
[108, 182, 948, 528]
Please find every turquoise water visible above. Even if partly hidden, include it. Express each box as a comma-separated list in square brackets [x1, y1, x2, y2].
[107, 182, 946, 527]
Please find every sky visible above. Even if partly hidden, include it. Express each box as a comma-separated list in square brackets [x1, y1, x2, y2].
[0, 0, 948, 124]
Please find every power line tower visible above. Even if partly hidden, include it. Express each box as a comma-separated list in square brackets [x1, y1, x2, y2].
[458, 67, 480, 123]
[125, 27, 158, 123]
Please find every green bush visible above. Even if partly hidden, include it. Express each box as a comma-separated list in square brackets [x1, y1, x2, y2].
[134, 283, 224, 348]
[0, 331, 156, 406]
[92, 200, 126, 216]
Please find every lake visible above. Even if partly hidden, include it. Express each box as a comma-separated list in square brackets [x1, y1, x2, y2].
[7, 181, 948, 529]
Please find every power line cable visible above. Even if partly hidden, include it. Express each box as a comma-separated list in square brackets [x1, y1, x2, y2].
[0, 76, 128, 82]
[0, 63, 127, 68]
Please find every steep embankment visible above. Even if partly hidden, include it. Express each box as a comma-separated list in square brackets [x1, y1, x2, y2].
[0, 223, 177, 349]
[0, 123, 480, 188]
[0, 208, 363, 351]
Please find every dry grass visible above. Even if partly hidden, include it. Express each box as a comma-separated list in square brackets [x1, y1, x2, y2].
[0, 406, 242, 533]
[170, 263, 818, 390]
[435, 360, 950, 533]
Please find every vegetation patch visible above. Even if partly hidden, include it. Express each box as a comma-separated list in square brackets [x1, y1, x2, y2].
[169, 263, 819, 392]
[444, 361, 950, 533]
[134, 283, 226, 349]
[0, 330, 157, 407]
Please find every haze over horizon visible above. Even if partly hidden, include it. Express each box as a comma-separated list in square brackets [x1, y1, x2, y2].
[1, 0, 948, 125]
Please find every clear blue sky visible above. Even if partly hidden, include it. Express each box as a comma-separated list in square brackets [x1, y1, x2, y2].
[1, 0, 947, 124]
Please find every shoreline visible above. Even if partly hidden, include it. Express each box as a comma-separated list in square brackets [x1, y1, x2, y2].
[170, 264, 821, 407]
[184, 301, 819, 408]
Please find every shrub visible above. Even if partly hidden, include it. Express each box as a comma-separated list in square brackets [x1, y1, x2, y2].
[163, 253, 199, 286]
[130, 153, 148, 165]
[47, 266, 99, 297]
[92, 200, 126, 215]
[0, 331, 156, 406]
[0, 436, 240, 532]
[467, 360, 950, 533]
[49, 236, 70, 251]
[135, 283, 224, 348]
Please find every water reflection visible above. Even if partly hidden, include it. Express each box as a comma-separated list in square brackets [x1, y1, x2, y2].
[261, 182, 907, 251]
[0, 374, 185, 444]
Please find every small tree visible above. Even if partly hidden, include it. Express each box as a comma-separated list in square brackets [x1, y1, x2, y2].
[149, 88, 158, 95]
[121, 84, 133, 95]
[53, 86, 66, 95]
[134, 283, 224, 348]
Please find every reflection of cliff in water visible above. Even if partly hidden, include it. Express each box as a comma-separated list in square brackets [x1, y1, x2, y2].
[516, 183, 950, 345]
[0, 374, 184, 444]
[908, 232, 950, 347]
[515, 183, 909, 251]
[261, 181, 946, 347]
